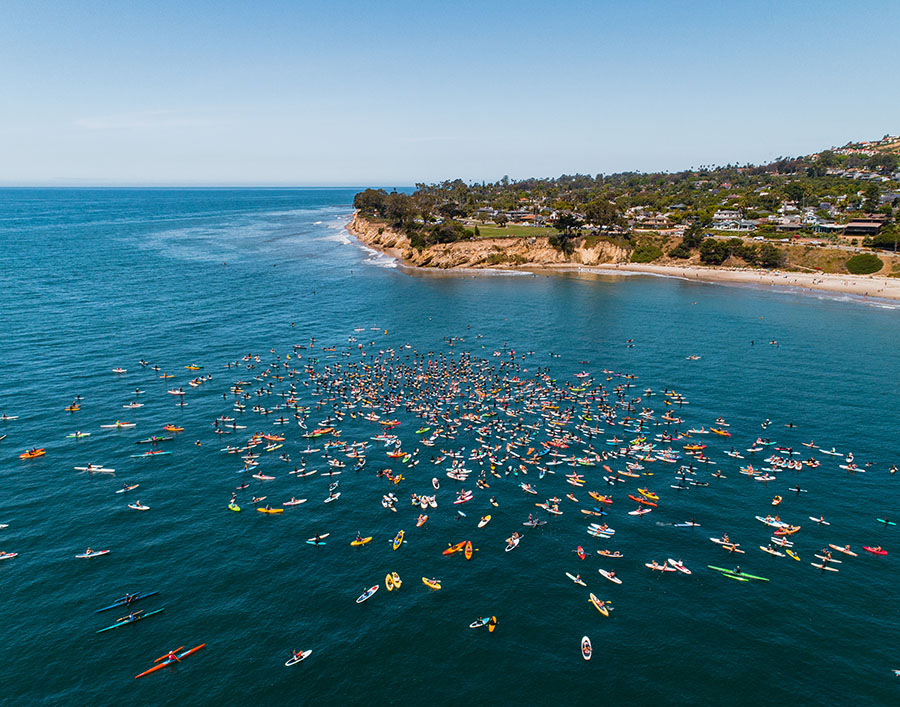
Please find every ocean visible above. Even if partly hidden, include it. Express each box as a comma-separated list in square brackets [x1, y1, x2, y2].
[0, 188, 898, 705]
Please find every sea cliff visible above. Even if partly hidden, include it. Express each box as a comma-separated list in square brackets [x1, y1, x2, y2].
[347, 212, 630, 269]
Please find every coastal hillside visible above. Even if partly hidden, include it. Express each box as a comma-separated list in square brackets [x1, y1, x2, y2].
[350, 134, 900, 277]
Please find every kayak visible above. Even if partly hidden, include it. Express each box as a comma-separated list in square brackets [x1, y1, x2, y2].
[306, 533, 330, 546]
[785, 549, 801, 561]
[134, 644, 205, 679]
[811, 562, 839, 572]
[863, 546, 888, 555]
[391, 571, 402, 588]
[876, 518, 896, 526]
[566, 572, 586, 586]
[385, 573, 395, 591]
[809, 516, 831, 525]
[582, 635, 592, 660]
[130, 451, 171, 458]
[576, 546, 586, 560]
[75, 465, 115, 473]
[256, 507, 284, 514]
[828, 544, 858, 557]
[477, 515, 491, 528]
[442, 541, 466, 556]
[667, 559, 691, 574]
[350, 536, 373, 546]
[487, 616, 497, 632]
[127, 503, 150, 511]
[356, 585, 379, 603]
[285, 649, 312, 666]
[422, 577, 442, 590]
[228, 503, 241, 512]
[96, 591, 159, 612]
[469, 617, 488, 628]
[464, 540, 474, 561]
[283, 498, 307, 506]
[19, 449, 46, 459]
[97, 607, 165, 633]
[598, 569, 621, 584]
[76, 550, 110, 558]
[392, 531, 404, 551]
[116, 484, 139, 494]
[588, 593, 609, 616]
[707, 566, 769, 581]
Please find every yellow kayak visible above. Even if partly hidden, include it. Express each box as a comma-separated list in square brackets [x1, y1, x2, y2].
[256, 507, 283, 514]
[350, 536, 373, 546]
[392, 530, 404, 551]
[386, 573, 395, 591]
[422, 577, 441, 590]
[589, 593, 610, 616]
[391, 571, 402, 588]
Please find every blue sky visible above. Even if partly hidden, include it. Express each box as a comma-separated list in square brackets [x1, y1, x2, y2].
[1, 0, 898, 185]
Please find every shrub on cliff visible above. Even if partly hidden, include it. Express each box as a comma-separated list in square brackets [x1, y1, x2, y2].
[668, 243, 692, 259]
[630, 243, 663, 263]
[699, 238, 728, 265]
[757, 242, 785, 268]
[845, 253, 884, 274]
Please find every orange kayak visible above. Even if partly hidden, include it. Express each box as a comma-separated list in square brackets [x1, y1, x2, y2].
[464, 540, 473, 561]
[442, 541, 467, 556]
[135, 644, 205, 679]
[19, 448, 46, 460]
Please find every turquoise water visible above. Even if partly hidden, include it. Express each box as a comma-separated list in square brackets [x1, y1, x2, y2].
[1, 188, 899, 705]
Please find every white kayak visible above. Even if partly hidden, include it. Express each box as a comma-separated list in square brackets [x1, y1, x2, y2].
[356, 585, 379, 603]
[75, 465, 115, 473]
[598, 569, 622, 584]
[127, 503, 150, 511]
[285, 649, 312, 666]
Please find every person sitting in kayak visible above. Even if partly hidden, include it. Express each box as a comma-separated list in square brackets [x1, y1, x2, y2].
[722, 534, 730, 544]
[292, 650, 303, 661]
[85, 547, 93, 555]
[734, 565, 741, 574]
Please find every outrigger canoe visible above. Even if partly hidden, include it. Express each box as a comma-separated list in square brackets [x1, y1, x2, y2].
[96, 591, 159, 612]
[97, 607, 165, 633]
[134, 644, 205, 679]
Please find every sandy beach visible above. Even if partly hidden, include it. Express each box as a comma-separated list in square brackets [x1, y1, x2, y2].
[532, 263, 900, 302]
[347, 217, 900, 303]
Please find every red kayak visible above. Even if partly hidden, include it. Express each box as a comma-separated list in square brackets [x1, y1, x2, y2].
[135, 644, 205, 679]
[863, 546, 888, 556]
[576, 546, 586, 560]
[442, 541, 467, 556]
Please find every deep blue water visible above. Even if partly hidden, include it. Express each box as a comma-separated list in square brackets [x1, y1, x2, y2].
[1, 188, 899, 705]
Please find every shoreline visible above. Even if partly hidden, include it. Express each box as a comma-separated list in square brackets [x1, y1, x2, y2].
[346, 215, 900, 302]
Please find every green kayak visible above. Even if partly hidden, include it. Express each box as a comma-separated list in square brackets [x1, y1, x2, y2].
[707, 566, 769, 581]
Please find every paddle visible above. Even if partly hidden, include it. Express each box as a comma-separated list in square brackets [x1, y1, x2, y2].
[154, 646, 185, 663]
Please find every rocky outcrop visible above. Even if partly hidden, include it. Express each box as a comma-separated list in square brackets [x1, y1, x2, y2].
[346, 213, 630, 269]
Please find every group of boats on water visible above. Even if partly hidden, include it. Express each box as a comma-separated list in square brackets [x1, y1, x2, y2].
[2, 328, 897, 676]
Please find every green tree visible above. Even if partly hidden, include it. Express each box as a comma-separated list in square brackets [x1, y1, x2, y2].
[862, 182, 880, 213]
[583, 198, 620, 228]
[554, 212, 583, 237]
[757, 243, 785, 268]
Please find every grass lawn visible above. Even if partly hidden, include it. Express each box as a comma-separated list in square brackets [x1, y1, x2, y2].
[472, 224, 557, 238]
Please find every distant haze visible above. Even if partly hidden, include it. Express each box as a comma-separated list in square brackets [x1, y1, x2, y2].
[1, 1, 898, 185]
